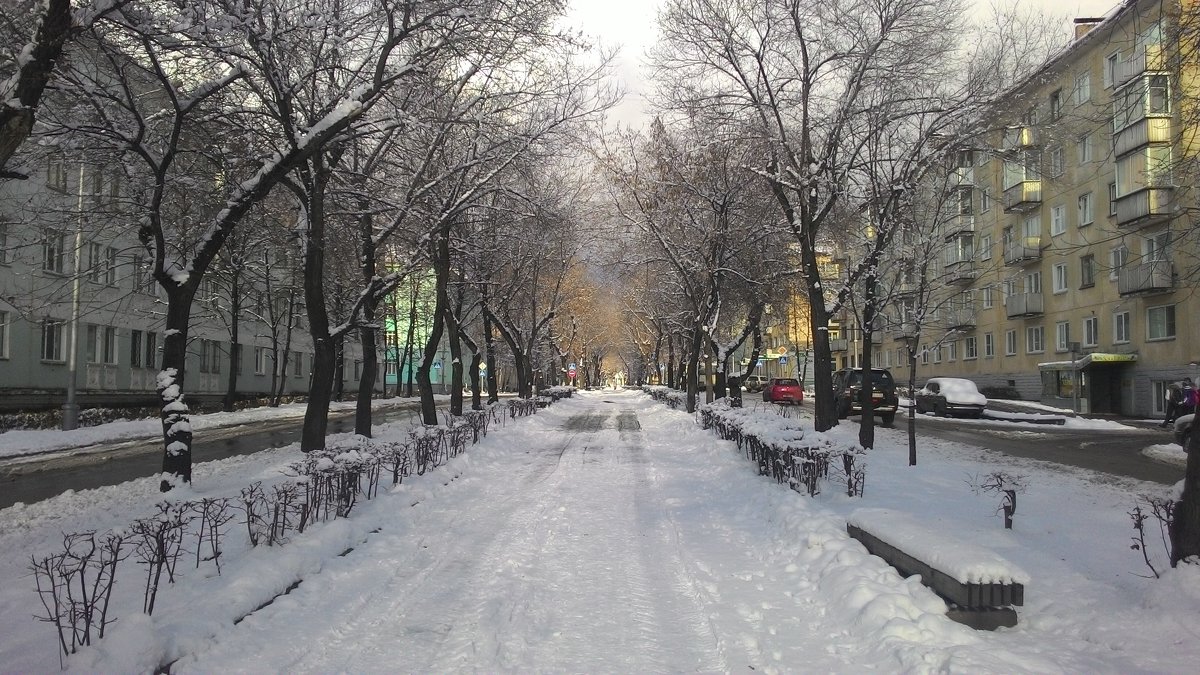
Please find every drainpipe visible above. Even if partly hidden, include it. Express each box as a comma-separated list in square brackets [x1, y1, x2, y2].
[61, 163, 85, 430]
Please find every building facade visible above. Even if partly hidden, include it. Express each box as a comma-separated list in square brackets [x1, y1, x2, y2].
[836, 0, 1198, 416]
[0, 154, 377, 413]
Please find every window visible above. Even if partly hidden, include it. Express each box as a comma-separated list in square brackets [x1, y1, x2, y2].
[1051, 205, 1066, 235]
[984, 333, 995, 358]
[255, 346, 267, 375]
[1147, 305, 1175, 340]
[980, 190, 991, 213]
[131, 330, 143, 367]
[1078, 192, 1094, 226]
[1104, 52, 1119, 88]
[1110, 245, 1128, 280]
[1049, 89, 1063, 121]
[1114, 311, 1131, 343]
[1146, 230, 1170, 262]
[0, 311, 8, 359]
[1074, 71, 1091, 105]
[1025, 270, 1042, 294]
[1077, 134, 1093, 163]
[1055, 321, 1070, 352]
[86, 244, 117, 284]
[1026, 325, 1045, 353]
[86, 325, 117, 364]
[956, 188, 973, 215]
[199, 339, 221, 373]
[979, 234, 992, 260]
[1108, 182, 1117, 216]
[293, 351, 303, 376]
[42, 231, 66, 273]
[1048, 146, 1065, 177]
[145, 332, 157, 369]
[0, 222, 8, 265]
[47, 157, 68, 191]
[1005, 329, 1017, 356]
[1084, 316, 1099, 347]
[1116, 146, 1173, 197]
[947, 341, 958, 361]
[921, 348, 929, 366]
[41, 320, 65, 361]
[1002, 278, 1016, 299]
[965, 336, 978, 359]
[982, 285, 994, 309]
[1052, 263, 1068, 293]
[932, 345, 942, 363]
[1081, 254, 1095, 288]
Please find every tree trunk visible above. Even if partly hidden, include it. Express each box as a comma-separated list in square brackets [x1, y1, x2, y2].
[403, 282, 418, 398]
[355, 299, 379, 437]
[418, 233, 451, 425]
[907, 350, 919, 466]
[1171, 430, 1200, 565]
[469, 352, 483, 410]
[222, 282, 241, 413]
[158, 287, 198, 491]
[483, 309, 498, 404]
[300, 165, 335, 452]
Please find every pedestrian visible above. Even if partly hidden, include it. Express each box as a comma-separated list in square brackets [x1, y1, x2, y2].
[1163, 381, 1182, 427]
[1180, 378, 1198, 418]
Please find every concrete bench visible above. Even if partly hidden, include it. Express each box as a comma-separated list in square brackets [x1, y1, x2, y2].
[847, 508, 1028, 630]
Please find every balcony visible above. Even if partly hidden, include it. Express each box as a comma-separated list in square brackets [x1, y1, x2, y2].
[943, 214, 975, 240]
[894, 322, 919, 341]
[950, 166, 974, 187]
[1002, 126, 1037, 150]
[829, 338, 848, 352]
[1114, 116, 1172, 157]
[1114, 43, 1165, 88]
[1115, 187, 1173, 228]
[1005, 293, 1044, 318]
[946, 261, 976, 284]
[1003, 180, 1042, 212]
[1003, 237, 1042, 266]
[1118, 260, 1174, 296]
[945, 309, 977, 330]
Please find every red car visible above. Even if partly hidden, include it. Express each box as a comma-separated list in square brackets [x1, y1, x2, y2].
[762, 378, 804, 404]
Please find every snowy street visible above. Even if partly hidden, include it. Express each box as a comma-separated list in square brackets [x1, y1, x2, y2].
[2, 389, 1198, 673]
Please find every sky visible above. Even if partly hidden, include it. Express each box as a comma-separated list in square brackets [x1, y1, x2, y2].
[565, 0, 1127, 129]
[0, 389, 1196, 672]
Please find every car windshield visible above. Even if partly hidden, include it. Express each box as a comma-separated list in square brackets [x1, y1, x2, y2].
[848, 371, 893, 387]
[774, 378, 800, 386]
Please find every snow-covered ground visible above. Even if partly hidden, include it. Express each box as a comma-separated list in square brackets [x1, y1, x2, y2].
[0, 389, 1196, 673]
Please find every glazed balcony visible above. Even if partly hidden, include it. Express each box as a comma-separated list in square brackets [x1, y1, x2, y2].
[1115, 187, 1173, 228]
[1114, 43, 1165, 89]
[1114, 116, 1172, 157]
[1003, 237, 1042, 266]
[944, 214, 975, 240]
[1003, 180, 1042, 212]
[1118, 260, 1174, 296]
[945, 309, 977, 330]
[829, 338, 848, 352]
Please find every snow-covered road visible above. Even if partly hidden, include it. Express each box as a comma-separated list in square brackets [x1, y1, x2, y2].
[180, 397, 839, 672]
[4, 389, 1198, 674]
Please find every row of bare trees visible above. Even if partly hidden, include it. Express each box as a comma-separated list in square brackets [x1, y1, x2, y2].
[1, 0, 613, 489]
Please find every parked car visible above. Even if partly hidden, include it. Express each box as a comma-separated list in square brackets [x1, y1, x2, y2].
[915, 377, 988, 418]
[833, 367, 899, 426]
[743, 375, 770, 392]
[1175, 413, 1194, 449]
[762, 377, 804, 404]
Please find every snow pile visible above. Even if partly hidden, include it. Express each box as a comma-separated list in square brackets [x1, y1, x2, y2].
[848, 507, 1031, 584]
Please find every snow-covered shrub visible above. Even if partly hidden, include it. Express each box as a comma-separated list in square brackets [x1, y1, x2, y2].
[506, 398, 539, 418]
[31, 531, 129, 662]
[643, 385, 687, 409]
[543, 386, 575, 400]
[130, 503, 192, 615]
[969, 472, 1027, 529]
[698, 401, 850, 497]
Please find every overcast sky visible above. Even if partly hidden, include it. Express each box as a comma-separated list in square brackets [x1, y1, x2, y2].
[566, 0, 1125, 128]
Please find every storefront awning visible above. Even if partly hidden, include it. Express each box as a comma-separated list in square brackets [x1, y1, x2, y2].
[1037, 353, 1137, 370]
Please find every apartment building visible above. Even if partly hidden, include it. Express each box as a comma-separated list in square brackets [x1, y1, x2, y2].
[0, 153, 377, 413]
[897, 0, 1198, 416]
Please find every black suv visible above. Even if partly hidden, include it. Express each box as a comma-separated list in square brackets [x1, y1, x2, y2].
[832, 368, 899, 426]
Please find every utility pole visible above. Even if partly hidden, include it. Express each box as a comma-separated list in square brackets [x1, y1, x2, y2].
[62, 162, 86, 430]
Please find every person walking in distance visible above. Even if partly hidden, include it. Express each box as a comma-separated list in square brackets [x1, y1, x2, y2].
[1163, 381, 1183, 427]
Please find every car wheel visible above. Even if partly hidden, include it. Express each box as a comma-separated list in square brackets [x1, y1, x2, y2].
[936, 400, 947, 417]
[915, 400, 926, 414]
[881, 412, 895, 427]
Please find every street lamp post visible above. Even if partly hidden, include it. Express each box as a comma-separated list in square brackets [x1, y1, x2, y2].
[1068, 341, 1081, 414]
